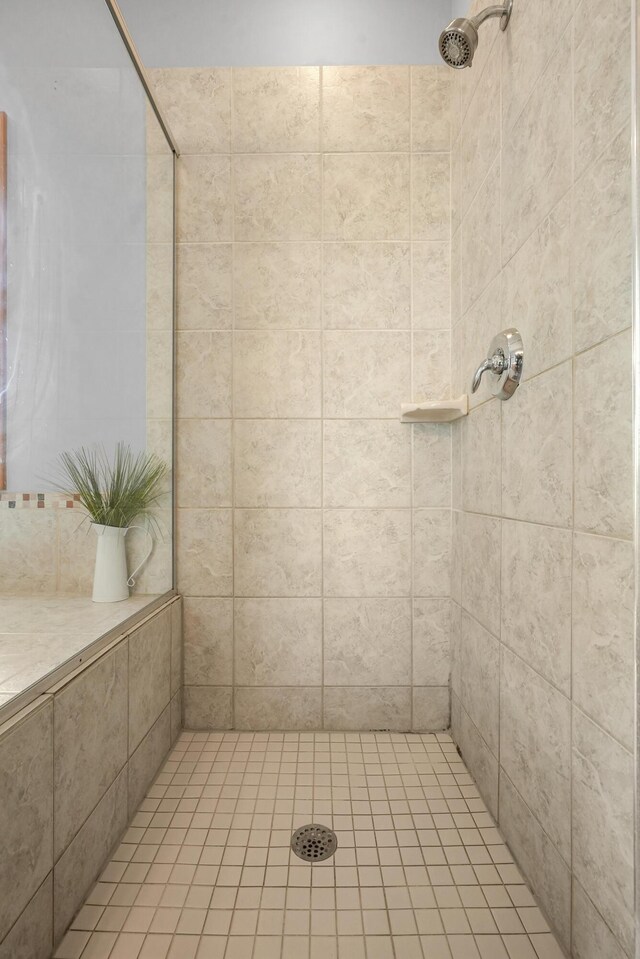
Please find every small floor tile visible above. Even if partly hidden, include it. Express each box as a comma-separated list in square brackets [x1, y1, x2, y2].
[57, 732, 564, 959]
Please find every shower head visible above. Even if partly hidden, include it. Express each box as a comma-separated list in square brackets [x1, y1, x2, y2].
[439, 18, 479, 69]
[439, 1, 512, 69]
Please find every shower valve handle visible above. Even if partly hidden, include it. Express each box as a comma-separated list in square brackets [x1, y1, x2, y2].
[471, 352, 507, 393]
[470, 328, 524, 401]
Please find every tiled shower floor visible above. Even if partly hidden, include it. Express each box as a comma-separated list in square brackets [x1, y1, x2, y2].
[54, 731, 564, 959]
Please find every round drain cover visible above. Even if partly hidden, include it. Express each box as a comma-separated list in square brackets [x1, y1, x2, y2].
[291, 824, 338, 863]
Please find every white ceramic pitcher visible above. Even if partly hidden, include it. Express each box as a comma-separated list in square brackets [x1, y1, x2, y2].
[92, 523, 153, 603]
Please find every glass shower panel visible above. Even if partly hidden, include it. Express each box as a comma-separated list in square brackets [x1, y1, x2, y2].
[0, 0, 174, 598]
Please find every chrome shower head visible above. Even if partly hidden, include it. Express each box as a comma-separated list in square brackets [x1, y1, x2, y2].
[439, 18, 479, 68]
[439, 1, 512, 69]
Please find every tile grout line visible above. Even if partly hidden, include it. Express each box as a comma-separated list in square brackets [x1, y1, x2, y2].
[230, 71, 237, 734]
[569, 10, 576, 952]
[409, 65, 415, 738]
[319, 65, 326, 735]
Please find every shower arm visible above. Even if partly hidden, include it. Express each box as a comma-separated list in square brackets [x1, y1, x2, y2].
[470, 2, 512, 32]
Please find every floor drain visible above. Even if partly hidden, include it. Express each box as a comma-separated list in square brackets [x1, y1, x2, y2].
[291, 824, 338, 863]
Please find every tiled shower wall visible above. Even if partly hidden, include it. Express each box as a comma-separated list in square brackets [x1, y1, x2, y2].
[0, 598, 181, 957]
[449, 1, 634, 957]
[150, 66, 454, 732]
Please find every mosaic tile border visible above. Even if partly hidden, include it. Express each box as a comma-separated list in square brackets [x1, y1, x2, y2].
[0, 492, 81, 509]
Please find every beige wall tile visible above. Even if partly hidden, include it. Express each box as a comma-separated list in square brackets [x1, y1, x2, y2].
[323, 242, 411, 330]
[235, 687, 322, 731]
[54, 645, 128, 859]
[234, 242, 322, 330]
[177, 155, 232, 242]
[128, 610, 171, 754]
[446, 5, 635, 947]
[146, 419, 174, 489]
[176, 509, 233, 597]
[128, 707, 170, 817]
[502, 362, 573, 527]
[176, 331, 232, 419]
[572, 709, 634, 955]
[572, 533, 634, 750]
[412, 241, 450, 331]
[455, 330, 472, 422]
[412, 687, 449, 731]
[183, 597, 233, 686]
[411, 154, 450, 241]
[413, 509, 451, 598]
[324, 509, 411, 598]
[177, 244, 233, 331]
[451, 230, 462, 329]
[459, 276, 500, 412]
[146, 331, 173, 421]
[183, 686, 232, 730]
[53, 771, 127, 942]
[412, 424, 451, 509]
[0, 511, 57, 596]
[573, 0, 631, 178]
[500, 648, 571, 862]
[323, 331, 410, 419]
[573, 128, 632, 354]
[451, 124, 461, 237]
[232, 67, 320, 153]
[498, 772, 571, 952]
[574, 331, 633, 539]
[146, 155, 174, 244]
[572, 880, 628, 959]
[177, 419, 232, 508]
[452, 693, 498, 819]
[413, 598, 451, 686]
[458, 44, 500, 225]
[324, 154, 410, 240]
[324, 598, 411, 686]
[324, 420, 411, 508]
[322, 66, 410, 152]
[234, 509, 322, 597]
[451, 423, 462, 512]
[450, 602, 462, 695]
[148, 68, 231, 154]
[501, 195, 572, 381]
[56, 511, 95, 596]
[170, 599, 182, 698]
[411, 67, 451, 153]
[147, 242, 174, 332]
[323, 687, 411, 731]
[234, 154, 321, 241]
[460, 512, 501, 637]
[170, 691, 182, 745]
[412, 330, 451, 402]
[461, 400, 501, 516]
[0, 701, 53, 942]
[234, 331, 322, 418]
[501, 0, 573, 138]
[458, 612, 499, 755]
[460, 160, 500, 316]
[502, 37, 572, 262]
[235, 599, 322, 687]
[0, 873, 52, 959]
[455, 2, 500, 131]
[501, 520, 572, 694]
[234, 420, 321, 508]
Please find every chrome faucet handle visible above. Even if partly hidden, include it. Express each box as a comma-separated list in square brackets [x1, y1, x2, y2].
[470, 329, 524, 401]
[471, 352, 505, 393]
